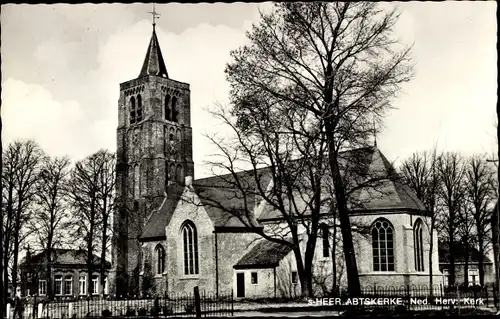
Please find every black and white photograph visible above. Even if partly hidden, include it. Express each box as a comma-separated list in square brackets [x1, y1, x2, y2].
[0, 2, 498, 318]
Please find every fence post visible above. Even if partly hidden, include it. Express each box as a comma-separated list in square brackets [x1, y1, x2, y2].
[68, 302, 73, 318]
[194, 286, 201, 318]
[6, 303, 11, 319]
[37, 303, 43, 319]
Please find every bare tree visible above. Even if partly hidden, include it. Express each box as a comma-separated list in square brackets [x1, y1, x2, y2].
[29, 155, 71, 298]
[437, 152, 466, 288]
[225, 2, 413, 296]
[2, 140, 43, 296]
[399, 149, 441, 291]
[95, 151, 116, 295]
[464, 155, 495, 286]
[68, 151, 104, 296]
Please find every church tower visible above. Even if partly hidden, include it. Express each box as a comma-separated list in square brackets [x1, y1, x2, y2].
[112, 21, 194, 295]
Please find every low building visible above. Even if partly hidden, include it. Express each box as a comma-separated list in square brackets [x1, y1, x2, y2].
[19, 249, 111, 298]
[438, 241, 494, 288]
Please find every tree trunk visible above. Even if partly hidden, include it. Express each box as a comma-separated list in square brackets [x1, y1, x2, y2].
[331, 221, 338, 296]
[428, 225, 434, 295]
[100, 217, 108, 296]
[478, 235, 485, 287]
[326, 142, 361, 296]
[292, 247, 309, 298]
[464, 239, 469, 288]
[449, 238, 455, 288]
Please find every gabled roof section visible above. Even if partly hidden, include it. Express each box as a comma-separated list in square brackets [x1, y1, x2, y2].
[139, 29, 169, 78]
[438, 241, 492, 264]
[20, 249, 111, 268]
[140, 183, 185, 240]
[234, 239, 293, 269]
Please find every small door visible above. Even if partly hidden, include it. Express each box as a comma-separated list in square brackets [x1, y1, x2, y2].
[236, 273, 245, 298]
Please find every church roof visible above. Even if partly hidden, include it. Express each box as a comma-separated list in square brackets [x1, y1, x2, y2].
[140, 183, 185, 240]
[139, 28, 169, 78]
[257, 147, 427, 220]
[234, 239, 293, 269]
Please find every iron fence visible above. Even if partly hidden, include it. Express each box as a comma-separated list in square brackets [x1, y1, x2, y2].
[11, 290, 233, 319]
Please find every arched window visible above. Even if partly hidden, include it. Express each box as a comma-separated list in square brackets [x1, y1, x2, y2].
[169, 163, 176, 182]
[176, 129, 182, 144]
[182, 221, 199, 275]
[176, 164, 184, 184]
[172, 96, 178, 123]
[372, 218, 394, 271]
[155, 245, 165, 275]
[136, 94, 143, 122]
[414, 219, 425, 272]
[130, 96, 136, 124]
[321, 224, 329, 258]
[165, 95, 171, 121]
[134, 165, 140, 198]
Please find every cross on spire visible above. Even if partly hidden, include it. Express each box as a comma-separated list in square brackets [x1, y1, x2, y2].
[148, 3, 160, 30]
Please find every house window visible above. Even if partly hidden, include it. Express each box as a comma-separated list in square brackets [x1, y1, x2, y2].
[156, 244, 165, 275]
[292, 271, 298, 284]
[38, 280, 47, 296]
[443, 269, 449, 287]
[372, 219, 395, 271]
[54, 275, 63, 296]
[64, 275, 72, 295]
[79, 276, 86, 295]
[468, 269, 479, 286]
[251, 272, 258, 285]
[322, 224, 329, 258]
[414, 219, 425, 272]
[92, 276, 99, 295]
[182, 221, 199, 275]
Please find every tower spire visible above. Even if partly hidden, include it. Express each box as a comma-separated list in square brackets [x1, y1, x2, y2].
[139, 3, 168, 78]
[148, 3, 160, 30]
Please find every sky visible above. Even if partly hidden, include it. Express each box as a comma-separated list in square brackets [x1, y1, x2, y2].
[1, 2, 497, 179]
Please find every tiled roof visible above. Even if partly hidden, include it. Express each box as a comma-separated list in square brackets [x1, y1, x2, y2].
[258, 147, 427, 220]
[139, 29, 168, 78]
[20, 249, 110, 268]
[234, 239, 293, 269]
[438, 241, 491, 264]
[140, 183, 185, 239]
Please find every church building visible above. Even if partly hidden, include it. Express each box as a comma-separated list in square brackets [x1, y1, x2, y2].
[110, 24, 442, 299]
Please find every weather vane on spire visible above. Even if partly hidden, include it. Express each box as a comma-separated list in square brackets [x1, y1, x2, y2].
[148, 3, 160, 30]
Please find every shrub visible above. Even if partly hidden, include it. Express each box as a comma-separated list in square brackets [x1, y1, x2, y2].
[102, 309, 112, 317]
[184, 302, 195, 314]
[163, 305, 174, 315]
[125, 307, 136, 317]
[138, 307, 148, 316]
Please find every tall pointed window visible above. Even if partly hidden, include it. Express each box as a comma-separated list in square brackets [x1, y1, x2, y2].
[165, 95, 171, 121]
[130, 96, 136, 124]
[176, 164, 184, 184]
[172, 96, 178, 123]
[134, 165, 140, 198]
[136, 94, 143, 122]
[414, 219, 425, 272]
[372, 218, 394, 271]
[321, 224, 330, 258]
[155, 245, 165, 275]
[182, 221, 199, 275]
